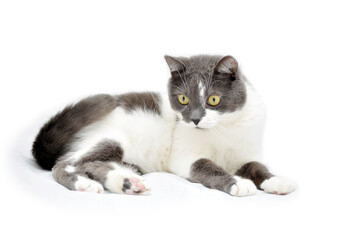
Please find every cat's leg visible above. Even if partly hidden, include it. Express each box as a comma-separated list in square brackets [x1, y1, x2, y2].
[53, 160, 150, 195]
[187, 158, 257, 197]
[52, 139, 150, 195]
[235, 161, 296, 195]
[76, 161, 150, 195]
[52, 160, 104, 193]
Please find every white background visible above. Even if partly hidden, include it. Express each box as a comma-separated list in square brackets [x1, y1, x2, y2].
[1, 0, 341, 239]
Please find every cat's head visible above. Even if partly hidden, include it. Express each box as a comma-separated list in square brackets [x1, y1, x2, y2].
[165, 55, 246, 129]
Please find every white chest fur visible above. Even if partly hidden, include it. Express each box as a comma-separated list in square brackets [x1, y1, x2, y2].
[167, 85, 266, 177]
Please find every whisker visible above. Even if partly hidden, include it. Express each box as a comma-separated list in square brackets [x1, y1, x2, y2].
[170, 84, 187, 93]
[176, 69, 189, 92]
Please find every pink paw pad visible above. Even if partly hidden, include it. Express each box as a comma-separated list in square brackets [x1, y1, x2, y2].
[130, 178, 146, 192]
[123, 177, 149, 195]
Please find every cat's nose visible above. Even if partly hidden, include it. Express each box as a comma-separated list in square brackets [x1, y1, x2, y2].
[192, 119, 200, 125]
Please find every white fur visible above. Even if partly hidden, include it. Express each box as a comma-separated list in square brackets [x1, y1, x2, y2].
[260, 176, 297, 195]
[230, 176, 257, 197]
[198, 81, 205, 100]
[74, 176, 104, 194]
[65, 165, 75, 173]
[198, 109, 220, 129]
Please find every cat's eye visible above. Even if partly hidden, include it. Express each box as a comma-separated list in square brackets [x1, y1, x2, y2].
[208, 95, 221, 106]
[178, 94, 189, 105]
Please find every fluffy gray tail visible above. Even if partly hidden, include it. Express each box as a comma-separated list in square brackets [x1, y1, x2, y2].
[32, 94, 116, 170]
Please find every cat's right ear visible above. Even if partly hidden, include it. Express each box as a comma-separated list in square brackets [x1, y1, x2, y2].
[215, 56, 238, 74]
[164, 55, 186, 74]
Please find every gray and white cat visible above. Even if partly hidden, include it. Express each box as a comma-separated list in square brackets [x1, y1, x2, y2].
[32, 55, 296, 196]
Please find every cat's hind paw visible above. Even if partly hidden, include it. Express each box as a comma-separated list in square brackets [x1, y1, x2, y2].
[123, 177, 151, 195]
[260, 176, 297, 195]
[75, 176, 104, 194]
[105, 169, 150, 195]
[229, 176, 257, 197]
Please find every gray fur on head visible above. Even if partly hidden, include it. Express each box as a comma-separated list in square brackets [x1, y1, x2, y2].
[165, 55, 247, 126]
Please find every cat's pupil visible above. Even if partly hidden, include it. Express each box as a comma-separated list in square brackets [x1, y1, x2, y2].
[212, 98, 215, 102]
[182, 96, 185, 101]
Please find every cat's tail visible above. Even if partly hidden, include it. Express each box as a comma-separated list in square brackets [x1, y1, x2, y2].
[32, 94, 117, 170]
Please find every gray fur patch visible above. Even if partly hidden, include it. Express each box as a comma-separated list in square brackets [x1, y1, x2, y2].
[165, 55, 246, 125]
[235, 162, 273, 189]
[33, 94, 117, 170]
[76, 161, 114, 185]
[79, 140, 124, 164]
[122, 178, 132, 192]
[52, 160, 113, 190]
[52, 161, 79, 190]
[117, 92, 161, 115]
[77, 139, 142, 174]
[190, 158, 237, 193]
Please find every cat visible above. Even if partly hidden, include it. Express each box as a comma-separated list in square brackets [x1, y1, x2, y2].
[32, 55, 296, 196]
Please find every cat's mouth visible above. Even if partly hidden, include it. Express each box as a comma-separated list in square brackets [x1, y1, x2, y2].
[194, 120, 218, 129]
[180, 120, 217, 129]
[186, 122, 215, 130]
[177, 116, 216, 129]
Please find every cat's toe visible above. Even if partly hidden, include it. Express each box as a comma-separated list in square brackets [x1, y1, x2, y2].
[123, 177, 150, 195]
[260, 176, 297, 195]
[105, 170, 150, 195]
[75, 176, 104, 194]
[229, 176, 257, 197]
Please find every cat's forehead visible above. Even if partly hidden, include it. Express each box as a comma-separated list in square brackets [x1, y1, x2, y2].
[182, 55, 222, 73]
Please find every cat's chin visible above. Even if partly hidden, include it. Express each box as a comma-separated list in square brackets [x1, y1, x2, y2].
[180, 121, 216, 130]
[196, 125, 216, 130]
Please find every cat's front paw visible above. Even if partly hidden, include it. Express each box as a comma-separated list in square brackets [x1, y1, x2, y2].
[75, 176, 104, 194]
[260, 176, 297, 195]
[229, 176, 257, 197]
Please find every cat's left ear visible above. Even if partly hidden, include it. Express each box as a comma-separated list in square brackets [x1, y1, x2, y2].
[164, 55, 186, 74]
[214, 56, 238, 74]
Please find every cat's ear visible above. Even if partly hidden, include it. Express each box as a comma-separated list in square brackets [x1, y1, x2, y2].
[215, 56, 238, 74]
[164, 55, 186, 74]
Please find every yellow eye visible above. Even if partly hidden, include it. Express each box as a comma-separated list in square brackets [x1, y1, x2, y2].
[178, 94, 189, 105]
[208, 95, 221, 106]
